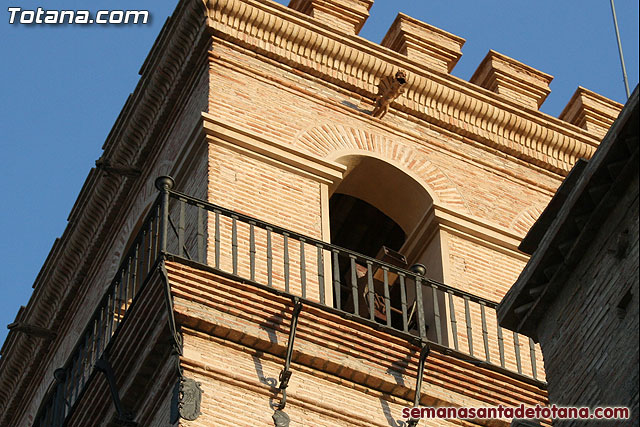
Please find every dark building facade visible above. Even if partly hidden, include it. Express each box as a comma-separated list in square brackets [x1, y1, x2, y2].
[500, 86, 639, 425]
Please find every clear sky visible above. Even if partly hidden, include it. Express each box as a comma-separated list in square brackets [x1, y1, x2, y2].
[0, 1, 638, 347]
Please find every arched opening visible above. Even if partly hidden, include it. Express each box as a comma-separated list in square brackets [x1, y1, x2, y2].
[328, 155, 447, 342]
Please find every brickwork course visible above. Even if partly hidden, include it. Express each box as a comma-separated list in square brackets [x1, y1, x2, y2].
[0, 0, 625, 426]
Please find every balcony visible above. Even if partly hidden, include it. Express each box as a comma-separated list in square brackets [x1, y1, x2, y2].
[33, 177, 545, 426]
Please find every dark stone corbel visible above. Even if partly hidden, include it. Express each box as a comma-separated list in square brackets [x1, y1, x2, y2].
[7, 322, 56, 340]
[372, 70, 407, 118]
[95, 158, 141, 178]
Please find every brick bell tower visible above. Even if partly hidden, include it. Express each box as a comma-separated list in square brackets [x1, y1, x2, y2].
[0, 0, 622, 426]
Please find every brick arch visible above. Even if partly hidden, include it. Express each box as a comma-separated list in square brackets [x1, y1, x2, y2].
[510, 205, 545, 236]
[294, 124, 470, 213]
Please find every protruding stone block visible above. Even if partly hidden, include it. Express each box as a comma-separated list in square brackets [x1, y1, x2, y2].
[381, 13, 465, 73]
[559, 87, 623, 139]
[288, 0, 373, 35]
[470, 50, 553, 110]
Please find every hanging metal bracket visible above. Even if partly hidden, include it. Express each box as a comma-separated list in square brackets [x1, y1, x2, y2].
[158, 260, 183, 356]
[275, 297, 303, 411]
[407, 343, 430, 427]
[95, 357, 137, 426]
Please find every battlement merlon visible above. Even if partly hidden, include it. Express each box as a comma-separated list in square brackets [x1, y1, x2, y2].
[381, 12, 465, 74]
[470, 50, 553, 111]
[559, 86, 624, 140]
[288, 0, 373, 35]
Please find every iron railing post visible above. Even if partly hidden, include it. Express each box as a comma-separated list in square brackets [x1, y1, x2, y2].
[155, 176, 175, 254]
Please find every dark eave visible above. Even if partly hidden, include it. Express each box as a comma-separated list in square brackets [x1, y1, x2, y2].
[498, 85, 639, 340]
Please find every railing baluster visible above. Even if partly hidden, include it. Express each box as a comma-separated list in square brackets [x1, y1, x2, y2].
[178, 198, 186, 258]
[332, 250, 341, 310]
[513, 332, 522, 374]
[480, 302, 490, 363]
[366, 261, 375, 321]
[232, 216, 238, 275]
[266, 227, 273, 287]
[448, 291, 459, 351]
[300, 238, 306, 298]
[249, 222, 256, 281]
[139, 227, 146, 289]
[399, 273, 408, 332]
[415, 276, 427, 339]
[132, 243, 139, 297]
[497, 325, 505, 368]
[350, 255, 358, 315]
[197, 204, 204, 263]
[91, 318, 98, 366]
[464, 296, 474, 356]
[118, 270, 126, 324]
[52, 380, 62, 426]
[147, 216, 154, 273]
[106, 290, 114, 340]
[214, 210, 221, 269]
[154, 203, 161, 259]
[283, 233, 290, 293]
[124, 259, 130, 312]
[382, 267, 391, 327]
[432, 284, 442, 345]
[81, 332, 89, 389]
[529, 337, 538, 379]
[69, 354, 80, 406]
[317, 245, 325, 305]
[95, 308, 103, 357]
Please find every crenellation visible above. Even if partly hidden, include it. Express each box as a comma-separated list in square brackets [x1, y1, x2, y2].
[381, 13, 465, 74]
[558, 86, 623, 139]
[470, 50, 553, 111]
[288, 0, 373, 35]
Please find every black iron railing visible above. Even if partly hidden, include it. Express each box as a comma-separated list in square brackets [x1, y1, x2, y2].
[33, 194, 163, 426]
[34, 177, 543, 426]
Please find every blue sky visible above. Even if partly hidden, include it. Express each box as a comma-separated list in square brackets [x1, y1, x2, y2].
[0, 1, 638, 347]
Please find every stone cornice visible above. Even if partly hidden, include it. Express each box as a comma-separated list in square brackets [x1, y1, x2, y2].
[0, 0, 210, 423]
[204, 0, 603, 174]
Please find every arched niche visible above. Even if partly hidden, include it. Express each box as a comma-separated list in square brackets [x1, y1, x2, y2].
[327, 154, 448, 344]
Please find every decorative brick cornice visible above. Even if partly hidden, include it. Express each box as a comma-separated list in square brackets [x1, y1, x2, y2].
[381, 13, 465, 73]
[559, 86, 623, 139]
[204, 0, 603, 174]
[0, 0, 209, 423]
[470, 50, 553, 110]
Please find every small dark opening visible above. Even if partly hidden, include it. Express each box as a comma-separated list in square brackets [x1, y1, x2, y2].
[330, 193, 405, 256]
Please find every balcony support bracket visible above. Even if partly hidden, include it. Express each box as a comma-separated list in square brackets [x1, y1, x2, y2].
[407, 343, 430, 427]
[272, 297, 303, 425]
[95, 357, 137, 426]
[159, 259, 183, 357]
